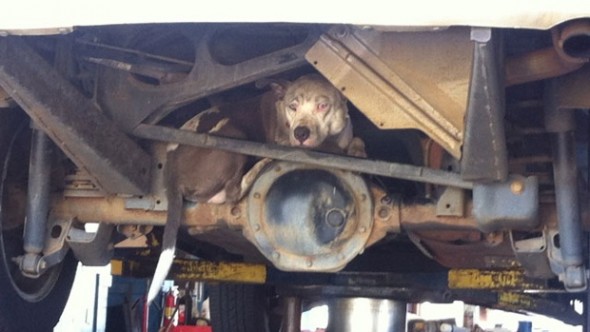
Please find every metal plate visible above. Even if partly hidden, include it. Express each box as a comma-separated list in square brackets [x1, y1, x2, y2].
[246, 161, 373, 272]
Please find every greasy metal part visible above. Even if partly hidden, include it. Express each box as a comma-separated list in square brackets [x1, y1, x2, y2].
[95, 25, 322, 129]
[63, 170, 103, 197]
[19, 128, 53, 277]
[505, 20, 590, 87]
[16, 217, 74, 277]
[399, 201, 478, 231]
[124, 143, 168, 212]
[117, 224, 153, 240]
[472, 175, 539, 232]
[41, 218, 73, 269]
[306, 26, 472, 158]
[281, 296, 302, 332]
[504, 48, 584, 87]
[448, 269, 547, 291]
[133, 124, 474, 189]
[23, 128, 52, 255]
[0, 36, 152, 195]
[509, 231, 554, 279]
[461, 28, 508, 182]
[50, 193, 484, 231]
[245, 161, 373, 272]
[545, 87, 586, 291]
[436, 187, 466, 217]
[325, 298, 406, 332]
[67, 223, 114, 266]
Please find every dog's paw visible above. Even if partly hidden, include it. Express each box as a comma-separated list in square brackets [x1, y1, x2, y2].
[347, 137, 367, 158]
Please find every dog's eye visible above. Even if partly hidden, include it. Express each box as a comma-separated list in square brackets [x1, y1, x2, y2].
[288, 102, 298, 112]
[317, 103, 330, 112]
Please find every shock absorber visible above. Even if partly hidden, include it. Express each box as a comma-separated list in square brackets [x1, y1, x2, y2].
[21, 126, 53, 276]
[545, 82, 587, 291]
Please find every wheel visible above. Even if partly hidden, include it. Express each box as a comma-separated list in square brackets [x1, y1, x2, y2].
[0, 112, 77, 332]
[208, 283, 280, 332]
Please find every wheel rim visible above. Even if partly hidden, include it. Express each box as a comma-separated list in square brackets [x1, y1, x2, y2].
[0, 123, 64, 302]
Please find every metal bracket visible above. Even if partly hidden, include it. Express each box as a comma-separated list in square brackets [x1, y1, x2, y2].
[546, 228, 588, 292]
[509, 230, 554, 279]
[67, 223, 114, 266]
[16, 217, 74, 278]
[461, 28, 508, 182]
[436, 187, 466, 217]
[473, 175, 539, 232]
[306, 26, 472, 158]
[124, 143, 169, 211]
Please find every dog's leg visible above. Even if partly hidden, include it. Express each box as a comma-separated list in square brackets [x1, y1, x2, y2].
[346, 137, 367, 158]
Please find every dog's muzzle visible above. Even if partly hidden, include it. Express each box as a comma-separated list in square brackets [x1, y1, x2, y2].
[293, 126, 311, 144]
[245, 161, 373, 272]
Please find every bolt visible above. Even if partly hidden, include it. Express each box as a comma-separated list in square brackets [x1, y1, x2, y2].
[380, 195, 392, 205]
[306, 259, 313, 267]
[253, 192, 261, 199]
[275, 166, 282, 172]
[510, 179, 525, 195]
[254, 224, 261, 232]
[359, 226, 367, 233]
[326, 209, 346, 227]
[334, 26, 349, 39]
[231, 206, 241, 217]
[272, 252, 280, 260]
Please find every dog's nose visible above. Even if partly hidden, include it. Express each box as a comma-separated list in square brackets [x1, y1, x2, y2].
[294, 126, 310, 143]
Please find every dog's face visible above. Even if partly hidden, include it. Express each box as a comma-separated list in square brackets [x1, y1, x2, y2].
[273, 75, 349, 148]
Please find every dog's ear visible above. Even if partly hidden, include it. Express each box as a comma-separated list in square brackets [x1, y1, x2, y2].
[270, 82, 288, 100]
[255, 78, 290, 100]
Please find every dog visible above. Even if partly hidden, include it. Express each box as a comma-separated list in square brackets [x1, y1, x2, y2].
[148, 74, 365, 303]
[148, 103, 257, 303]
[266, 74, 366, 157]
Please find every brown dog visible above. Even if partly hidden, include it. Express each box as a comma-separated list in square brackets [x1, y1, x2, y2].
[149, 101, 259, 303]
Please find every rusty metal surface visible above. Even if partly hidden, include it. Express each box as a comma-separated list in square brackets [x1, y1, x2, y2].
[504, 47, 584, 87]
[306, 26, 473, 158]
[461, 28, 508, 182]
[244, 161, 374, 272]
[134, 123, 474, 189]
[505, 20, 590, 86]
[413, 230, 520, 270]
[0, 36, 151, 195]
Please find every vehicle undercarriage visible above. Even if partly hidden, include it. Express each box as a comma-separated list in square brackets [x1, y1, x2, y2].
[0, 19, 590, 331]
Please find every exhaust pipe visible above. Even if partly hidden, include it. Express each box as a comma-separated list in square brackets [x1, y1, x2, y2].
[505, 19, 590, 86]
[554, 19, 590, 60]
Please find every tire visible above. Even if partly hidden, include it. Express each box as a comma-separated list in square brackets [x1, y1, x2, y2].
[0, 112, 78, 332]
[208, 283, 278, 332]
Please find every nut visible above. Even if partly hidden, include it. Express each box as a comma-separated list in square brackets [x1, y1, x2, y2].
[510, 179, 525, 195]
